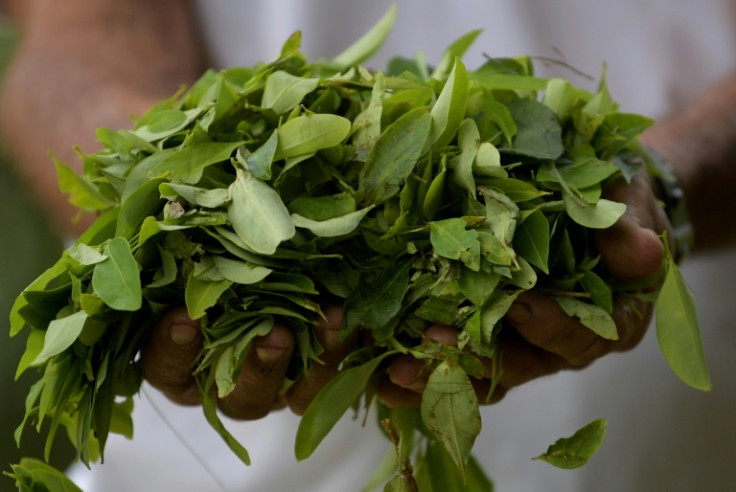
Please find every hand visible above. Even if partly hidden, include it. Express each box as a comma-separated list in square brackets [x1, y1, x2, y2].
[378, 171, 672, 407]
[142, 305, 355, 419]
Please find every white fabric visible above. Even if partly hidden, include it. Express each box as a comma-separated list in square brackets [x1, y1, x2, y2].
[68, 1, 736, 490]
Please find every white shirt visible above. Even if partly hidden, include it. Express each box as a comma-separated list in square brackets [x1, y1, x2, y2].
[69, 1, 736, 491]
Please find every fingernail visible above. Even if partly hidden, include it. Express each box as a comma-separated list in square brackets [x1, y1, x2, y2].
[506, 303, 531, 325]
[255, 346, 287, 368]
[170, 323, 198, 346]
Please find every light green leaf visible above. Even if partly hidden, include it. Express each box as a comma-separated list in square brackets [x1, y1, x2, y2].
[420, 358, 482, 475]
[542, 78, 579, 122]
[212, 256, 272, 285]
[33, 311, 88, 366]
[458, 268, 501, 307]
[563, 194, 626, 229]
[431, 29, 482, 80]
[534, 419, 607, 469]
[261, 71, 320, 114]
[215, 318, 274, 398]
[473, 142, 506, 178]
[68, 244, 107, 265]
[54, 156, 114, 211]
[555, 297, 618, 340]
[228, 169, 295, 255]
[295, 351, 395, 461]
[330, 4, 396, 69]
[92, 238, 142, 311]
[450, 118, 480, 196]
[291, 206, 373, 237]
[159, 182, 229, 209]
[9, 457, 83, 492]
[656, 257, 711, 390]
[149, 141, 243, 184]
[274, 113, 351, 160]
[185, 275, 231, 320]
[430, 58, 468, 150]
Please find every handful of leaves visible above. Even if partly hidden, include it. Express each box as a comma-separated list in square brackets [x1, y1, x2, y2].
[7, 6, 710, 491]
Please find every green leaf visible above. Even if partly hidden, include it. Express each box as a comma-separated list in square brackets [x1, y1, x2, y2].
[274, 113, 351, 160]
[149, 141, 243, 184]
[420, 358, 482, 475]
[451, 118, 480, 196]
[54, 156, 114, 211]
[431, 29, 482, 80]
[330, 4, 396, 69]
[656, 256, 711, 390]
[513, 210, 550, 274]
[430, 58, 469, 150]
[345, 262, 412, 340]
[159, 182, 229, 209]
[200, 372, 251, 466]
[554, 297, 618, 340]
[185, 274, 231, 320]
[563, 194, 626, 229]
[504, 99, 564, 159]
[534, 419, 607, 469]
[67, 243, 107, 265]
[288, 193, 356, 221]
[295, 351, 395, 461]
[240, 130, 278, 180]
[32, 310, 87, 366]
[116, 178, 164, 239]
[580, 269, 613, 313]
[261, 71, 320, 114]
[212, 256, 272, 285]
[8, 457, 83, 492]
[92, 237, 142, 311]
[457, 268, 501, 307]
[542, 78, 579, 122]
[291, 206, 373, 237]
[215, 318, 273, 397]
[228, 169, 295, 254]
[359, 106, 432, 204]
[16, 329, 46, 379]
[430, 218, 481, 271]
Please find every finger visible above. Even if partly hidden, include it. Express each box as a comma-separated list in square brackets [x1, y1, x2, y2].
[286, 305, 355, 415]
[217, 323, 294, 420]
[142, 307, 202, 405]
[505, 291, 615, 367]
[492, 329, 568, 388]
[386, 325, 456, 393]
[376, 379, 423, 408]
[596, 173, 670, 280]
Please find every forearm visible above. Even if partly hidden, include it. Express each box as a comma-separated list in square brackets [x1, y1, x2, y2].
[644, 75, 736, 252]
[0, 0, 205, 235]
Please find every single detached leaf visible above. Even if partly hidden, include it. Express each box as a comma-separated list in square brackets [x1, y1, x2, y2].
[228, 169, 295, 254]
[656, 258, 711, 390]
[295, 351, 395, 461]
[420, 358, 482, 475]
[32, 310, 88, 366]
[212, 256, 272, 285]
[274, 113, 351, 160]
[92, 237, 142, 311]
[359, 106, 432, 204]
[534, 419, 607, 469]
[554, 297, 618, 340]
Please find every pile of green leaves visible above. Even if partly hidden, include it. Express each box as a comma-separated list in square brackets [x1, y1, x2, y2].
[7, 6, 710, 491]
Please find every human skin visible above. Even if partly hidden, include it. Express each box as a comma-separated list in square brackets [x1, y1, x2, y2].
[1, 0, 732, 418]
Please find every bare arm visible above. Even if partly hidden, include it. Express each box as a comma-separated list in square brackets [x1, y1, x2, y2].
[0, 0, 205, 235]
[644, 75, 736, 252]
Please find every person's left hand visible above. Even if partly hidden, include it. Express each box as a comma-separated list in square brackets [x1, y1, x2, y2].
[378, 170, 672, 407]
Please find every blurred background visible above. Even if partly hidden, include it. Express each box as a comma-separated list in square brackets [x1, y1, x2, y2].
[0, 17, 73, 472]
